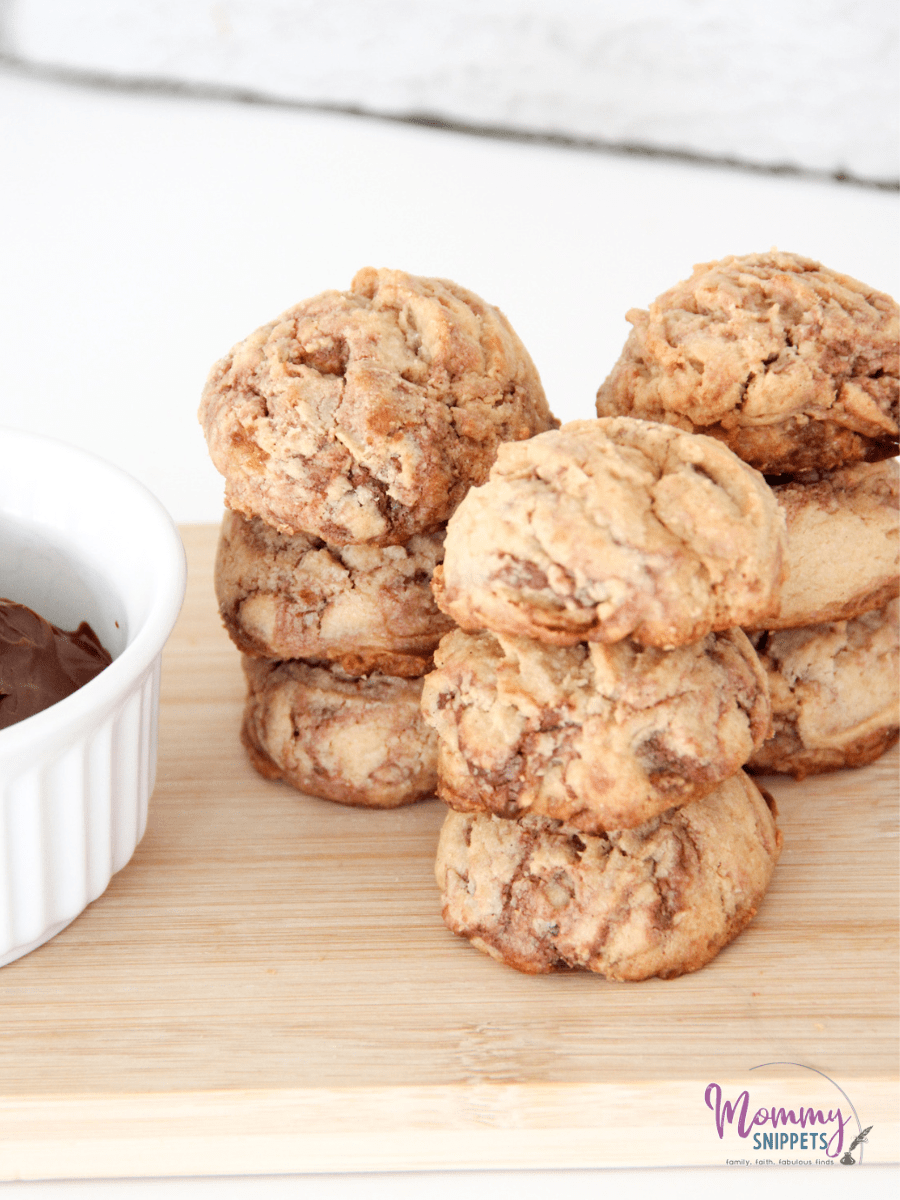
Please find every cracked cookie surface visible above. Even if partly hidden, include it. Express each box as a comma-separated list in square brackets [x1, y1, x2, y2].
[199, 268, 556, 545]
[421, 626, 770, 832]
[435, 772, 782, 979]
[747, 599, 900, 778]
[241, 656, 438, 808]
[595, 251, 899, 474]
[748, 459, 899, 631]
[215, 510, 453, 676]
[433, 417, 786, 648]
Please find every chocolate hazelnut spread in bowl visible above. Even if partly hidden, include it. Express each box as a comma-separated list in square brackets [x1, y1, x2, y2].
[0, 598, 112, 730]
[0, 426, 186, 967]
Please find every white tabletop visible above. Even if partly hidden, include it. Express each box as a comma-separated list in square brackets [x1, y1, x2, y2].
[2, 66, 897, 530]
[0, 65, 897, 1199]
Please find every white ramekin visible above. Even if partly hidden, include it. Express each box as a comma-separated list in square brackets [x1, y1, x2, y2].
[0, 427, 186, 967]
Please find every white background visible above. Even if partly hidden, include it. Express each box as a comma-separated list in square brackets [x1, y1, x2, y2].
[0, 2, 897, 1195]
[1, 69, 896, 530]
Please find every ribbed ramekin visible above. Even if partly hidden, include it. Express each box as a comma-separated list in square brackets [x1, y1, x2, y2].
[0, 427, 186, 967]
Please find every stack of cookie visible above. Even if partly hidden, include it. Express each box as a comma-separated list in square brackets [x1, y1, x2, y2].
[744, 463, 899, 778]
[199, 267, 557, 808]
[422, 417, 786, 980]
[214, 514, 453, 808]
[595, 251, 900, 778]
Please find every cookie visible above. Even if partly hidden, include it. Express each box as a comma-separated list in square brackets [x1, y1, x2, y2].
[595, 251, 899, 474]
[215, 510, 454, 677]
[421, 625, 770, 833]
[433, 418, 786, 648]
[435, 772, 782, 980]
[199, 268, 557, 545]
[747, 459, 899, 631]
[747, 599, 900, 779]
[241, 656, 438, 808]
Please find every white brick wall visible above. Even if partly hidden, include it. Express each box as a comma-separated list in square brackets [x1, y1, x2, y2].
[3, 0, 898, 182]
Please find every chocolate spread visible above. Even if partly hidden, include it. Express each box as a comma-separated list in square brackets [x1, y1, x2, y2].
[0, 598, 112, 730]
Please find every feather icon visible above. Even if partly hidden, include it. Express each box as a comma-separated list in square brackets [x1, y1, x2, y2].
[848, 1125, 873, 1152]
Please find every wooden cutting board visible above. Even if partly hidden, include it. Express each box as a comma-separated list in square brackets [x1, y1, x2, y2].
[1, 525, 897, 1179]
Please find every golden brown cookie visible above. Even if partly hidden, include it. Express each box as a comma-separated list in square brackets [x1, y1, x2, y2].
[595, 251, 899, 474]
[421, 626, 771, 833]
[433, 418, 786, 648]
[747, 599, 900, 779]
[215, 510, 453, 677]
[241, 657, 438, 808]
[199, 268, 556, 545]
[435, 772, 782, 980]
[747, 459, 899, 631]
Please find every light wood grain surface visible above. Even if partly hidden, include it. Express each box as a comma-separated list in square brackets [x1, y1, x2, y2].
[1, 524, 897, 1179]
